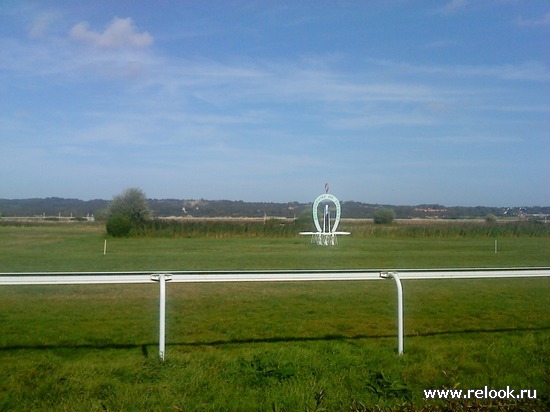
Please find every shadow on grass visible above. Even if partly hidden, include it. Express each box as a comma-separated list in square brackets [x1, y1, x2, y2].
[1, 326, 549, 355]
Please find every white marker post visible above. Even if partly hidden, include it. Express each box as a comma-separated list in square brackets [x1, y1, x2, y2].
[103, 239, 107, 255]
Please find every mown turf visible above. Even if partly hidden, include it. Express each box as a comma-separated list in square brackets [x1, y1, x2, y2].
[1, 223, 548, 272]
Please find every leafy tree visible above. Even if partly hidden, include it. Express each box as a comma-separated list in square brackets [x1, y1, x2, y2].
[373, 208, 396, 224]
[106, 188, 151, 236]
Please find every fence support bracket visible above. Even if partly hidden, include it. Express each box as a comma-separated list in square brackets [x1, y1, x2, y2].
[151, 274, 173, 361]
[380, 271, 404, 355]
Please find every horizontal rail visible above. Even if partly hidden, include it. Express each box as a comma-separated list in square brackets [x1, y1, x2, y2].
[0, 273, 154, 285]
[1, 267, 549, 285]
[391, 268, 550, 279]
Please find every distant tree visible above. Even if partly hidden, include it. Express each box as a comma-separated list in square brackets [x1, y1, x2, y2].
[373, 208, 396, 224]
[106, 188, 151, 236]
[485, 213, 497, 224]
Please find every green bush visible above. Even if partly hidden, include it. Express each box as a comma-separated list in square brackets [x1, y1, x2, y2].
[373, 208, 396, 224]
[105, 214, 132, 237]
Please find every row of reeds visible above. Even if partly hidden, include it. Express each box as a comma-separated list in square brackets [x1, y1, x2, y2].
[132, 218, 310, 238]
[2, 217, 547, 238]
[339, 220, 550, 238]
[134, 219, 549, 238]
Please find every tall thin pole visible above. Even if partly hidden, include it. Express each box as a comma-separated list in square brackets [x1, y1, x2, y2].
[381, 272, 404, 355]
[159, 273, 166, 361]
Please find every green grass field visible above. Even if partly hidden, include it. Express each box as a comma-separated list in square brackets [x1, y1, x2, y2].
[0, 223, 549, 411]
[1, 223, 549, 272]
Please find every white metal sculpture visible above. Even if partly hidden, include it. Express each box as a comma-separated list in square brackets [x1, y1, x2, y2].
[300, 184, 350, 245]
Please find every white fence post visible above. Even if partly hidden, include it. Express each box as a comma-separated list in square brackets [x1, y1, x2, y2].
[380, 272, 404, 355]
[151, 273, 172, 361]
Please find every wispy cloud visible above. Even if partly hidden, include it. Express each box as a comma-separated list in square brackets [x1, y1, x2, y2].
[371, 59, 550, 82]
[516, 11, 550, 27]
[423, 39, 458, 49]
[439, 0, 469, 15]
[414, 135, 524, 144]
[28, 12, 61, 38]
[329, 113, 436, 130]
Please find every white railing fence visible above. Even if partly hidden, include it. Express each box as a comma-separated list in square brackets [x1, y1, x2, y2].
[2, 268, 549, 360]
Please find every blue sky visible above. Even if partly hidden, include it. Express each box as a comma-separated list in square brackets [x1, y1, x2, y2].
[1, 1, 548, 206]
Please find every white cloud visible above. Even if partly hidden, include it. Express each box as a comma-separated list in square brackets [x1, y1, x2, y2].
[69, 17, 153, 49]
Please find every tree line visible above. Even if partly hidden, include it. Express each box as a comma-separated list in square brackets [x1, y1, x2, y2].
[1, 194, 548, 221]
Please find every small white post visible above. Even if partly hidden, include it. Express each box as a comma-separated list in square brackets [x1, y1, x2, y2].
[103, 239, 107, 255]
[159, 274, 166, 361]
[151, 274, 172, 361]
[494, 239, 498, 254]
[380, 271, 404, 355]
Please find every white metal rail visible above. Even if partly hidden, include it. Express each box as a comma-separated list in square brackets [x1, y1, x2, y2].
[1, 267, 549, 360]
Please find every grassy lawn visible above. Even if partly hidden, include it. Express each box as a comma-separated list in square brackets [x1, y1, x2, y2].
[1, 223, 548, 271]
[0, 223, 549, 411]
